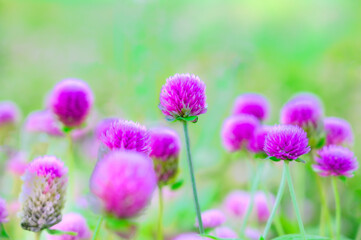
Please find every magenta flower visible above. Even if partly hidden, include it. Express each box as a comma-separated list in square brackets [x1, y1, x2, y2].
[211, 227, 238, 238]
[90, 151, 156, 218]
[173, 233, 210, 240]
[100, 119, 150, 154]
[248, 126, 271, 153]
[195, 209, 226, 229]
[95, 118, 118, 141]
[25, 110, 64, 137]
[289, 93, 323, 108]
[49, 79, 94, 128]
[0, 198, 8, 223]
[264, 125, 311, 160]
[324, 117, 353, 146]
[254, 191, 274, 222]
[159, 73, 207, 122]
[221, 114, 259, 152]
[19, 156, 68, 232]
[313, 146, 358, 177]
[0, 101, 20, 126]
[232, 93, 269, 121]
[245, 228, 261, 240]
[7, 152, 28, 176]
[224, 191, 250, 218]
[47, 213, 91, 240]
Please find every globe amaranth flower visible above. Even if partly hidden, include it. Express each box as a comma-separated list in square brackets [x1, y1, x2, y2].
[313, 146, 358, 177]
[25, 110, 64, 137]
[221, 114, 259, 152]
[195, 209, 226, 229]
[100, 120, 150, 155]
[324, 117, 353, 146]
[90, 150, 156, 218]
[47, 213, 91, 240]
[223, 190, 250, 218]
[232, 93, 270, 121]
[159, 73, 207, 122]
[0, 197, 8, 223]
[95, 118, 117, 141]
[254, 191, 274, 222]
[211, 227, 238, 238]
[173, 233, 211, 240]
[248, 126, 271, 153]
[49, 79, 94, 128]
[7, 152, 28, 176]
[289, 92, 323, 108]
[149, 127, 181, 185]
[19, 156, 68, 232]
[0, 101, 20, 126]
[245, 228, 261, 240]
[264, 125, 311, 160]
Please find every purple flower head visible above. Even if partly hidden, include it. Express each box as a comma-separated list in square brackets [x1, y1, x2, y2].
[25, 110, 64, 137]
[254, 191, 274, 222]
[232, 93, 270, 121]
[7, 152, 28, 176]
[313, 146, 358, 177]
[223, 190, 250, 218]
[248, 126, 271, 153]
[0, 198, 8, 223]
[20, 156, 68, 232]
[49, 79, 94, 128]
[324, 117, 353, 146]
[195, 209, 226, 229]
[221, 114, 259, 152]
[245, 228, 261, 240]
[95, 118, 118, 141]
[264, 125, 311, 160]
[173, 233, 210, 240]
[211, 227, 238, 238]
[47, 213, 91, 240]
[90, 150, 156, 218]
[290, 92, 323, 108]
[159, 73, 207, 122]
[0, 101, 20, 126]
[100, 120, 150, 154]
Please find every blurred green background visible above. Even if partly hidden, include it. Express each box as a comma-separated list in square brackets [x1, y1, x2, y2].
[1, 0, 361, 239]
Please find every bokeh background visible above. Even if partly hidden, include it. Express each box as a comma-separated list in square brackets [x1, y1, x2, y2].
[1, 0, 361, 239]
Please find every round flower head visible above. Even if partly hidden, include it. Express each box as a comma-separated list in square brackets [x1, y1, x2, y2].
[95, 118, 117, 141]
[245, 228, 261, 240]
[264, 125, 311, 160]
[0, 197, 8, 223]
[195, 209, 226, 229]
[47, 213, 91, 240]
[254, 191, 274, 222]
[90, 150, 156, 218]
[25, 110, 64, 137]
[224, 190, 250, 218]
[232, 93, 270, 121]
[211, 227, 238, 238]
[173, 233, 210, 240]
[49, 79, 94, 128]
[221, 114, 259, 152]
[248, 126, 271, 153]
[7, 152, 28, 176]
[290, 92, 323, 108]
[159, 73, 207, 122]
[313, 146, 358, 177]
[0, 101, 20, 126]
[100, 120, 150, 154]
[149, 127, 181, 185]
[324, 117, 353, 146]
[19, 156, 68, 232]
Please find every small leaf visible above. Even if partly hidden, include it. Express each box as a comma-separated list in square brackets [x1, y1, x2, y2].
[176, 116, 198, 123]
[295, 158, 306, 164]
[259, 237, 265, 240]
[104, 216, 134, 231]
[46, 229, 77, 236]
[255, 152, 268, 159]
[315, 136, 326, 149]
[170, 179, 184, 190]
[339, 176, 347, 182]
[62, 126, 73, 133]
[0, 224, 10, 239]
[201, 234, 239, 240]
[269, 156, 281, 162]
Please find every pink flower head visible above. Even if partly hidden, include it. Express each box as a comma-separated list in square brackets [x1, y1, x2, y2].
[159, 73, 207, 122]
[254, 191, 274, 222]
[313, 146, 358, 177]
[264, 125, 311, 160]
[95, 118, 118, 141]
[90, 150, 156, 218]
[47, 213, 91, 240]
[248, 126, 271, 153]
[221, 114, 259, 152]
[224, 191, 250, 218]
[324, 117, 353, 146]
[0, 198, 8, 223]
[49, 79, 94, 128]
[232, 93, 270, 121]
[7, 152, 28, 176]
[0, 101, 20, 126]
[211, 227, 238, 238]
[289, 92, 323, 108]
[245, 228, 261, 240]
[195, 209, 226, 229]
[173, 233, 210, 240]
[100, 120, 150, 155]
[25, 110, 64, 137]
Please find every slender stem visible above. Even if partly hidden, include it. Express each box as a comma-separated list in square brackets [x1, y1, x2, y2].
[157, 186, 164, 240]
[182, 121, 204, 234]
[332, 177, 341, 240]
[66, 132, 75, 201]
[262, 163, 287, 239]
[356, 221, 361, 240]
[92, 216, 104, 240]
[35, 231, 41, 240]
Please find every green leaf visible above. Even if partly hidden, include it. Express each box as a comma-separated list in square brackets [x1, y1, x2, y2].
[170, 179, 184, 190]
[259, 237, 265, 240]
[315, 135, 326, 149]
[295, 158, 306, 164]
[269, 156, 281, 162]
[62, 126, 73, 133]
[176, 116, 198, 123]
[46, 229, 77, 236]
[272, 234, 330, 240]
[201, 234, 239, 240]
[338, 175, 347, 182]
[254, 152, 268, 159]
[0, 224, 10, 239]
[104, 216, 134, 231]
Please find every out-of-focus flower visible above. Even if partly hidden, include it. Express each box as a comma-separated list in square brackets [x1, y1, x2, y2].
[7, 152, 28, 176]
[289, 93, 323, 108]
[173, 233, 210, 240]
[211, 226, 238, 238]
[0, 197, 8, 223]
[0, 101, 20, 126]
[195, 209, 226, 229]
[47, 213, 91, 240]
[254, 192, 274, 222]
[95, 118, 118, 141]
[313, 146, 358, 177]
[49, 79, 94, 128]
[19, 156, 68, 232]
[159, 73, 207, 122]
[25, 110, 64, 137]
[100, 120, 150, 154]
[232, 93, 269, 121]
[223, 191, 250, 218]
[324, 117, 353, 146]
[90, 151, 156, 218]
[264, 125, 310, 160]
[149, 127, 181, 185]
[221, 114, 259, 152]
[245, 228, 261, 240]
[248, 126, 270, 153]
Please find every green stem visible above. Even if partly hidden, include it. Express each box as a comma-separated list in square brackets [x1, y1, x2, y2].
[285, 162, 306, 239]
[157, 186, 164, 240]
[182, 121, 204, 234]
[356, 221, 361, 240]
[262, 163, 287, 239]
[66, 132, 75, 201]
[332, 177, 341, 240]
[35, 231, 41, 240]
[92, 216, 104, 240]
